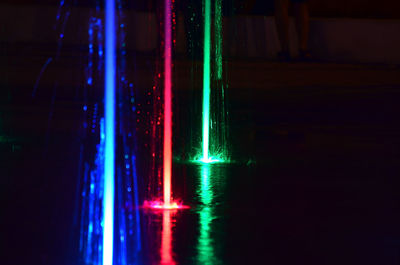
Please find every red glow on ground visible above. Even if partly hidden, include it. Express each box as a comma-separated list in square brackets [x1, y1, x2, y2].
[143, 200, 189, 210]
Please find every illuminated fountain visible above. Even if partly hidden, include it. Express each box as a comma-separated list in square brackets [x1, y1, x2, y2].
[103, 0, 116, 264]
[195, 0, 229, 164]
[78, 0, 142, 264]
[144, 0, 188, 210]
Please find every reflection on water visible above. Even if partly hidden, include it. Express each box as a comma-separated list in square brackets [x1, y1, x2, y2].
[196, 165, 225, 265]
[144, 164, 228, 265]
[143, 209, 177, 265]
[161, 210, 175, 265]
[78, 162, 230, 265]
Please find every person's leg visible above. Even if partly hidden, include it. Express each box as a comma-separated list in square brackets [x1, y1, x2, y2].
[293, 1, 309, 52]
[274, 0, 290, 54]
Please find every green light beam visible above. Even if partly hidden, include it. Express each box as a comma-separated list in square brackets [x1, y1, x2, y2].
[202, 0, 211, 162]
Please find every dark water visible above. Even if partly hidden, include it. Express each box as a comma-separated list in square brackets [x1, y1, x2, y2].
[4, 139, 400, 265]
[2, 62, 400, 265]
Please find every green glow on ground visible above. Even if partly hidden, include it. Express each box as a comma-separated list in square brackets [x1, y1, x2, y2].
[190, 151, 230, 165]
[196, 157, 224, 164]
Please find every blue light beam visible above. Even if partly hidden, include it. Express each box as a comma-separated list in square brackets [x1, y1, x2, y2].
[103, 0, 116, 264]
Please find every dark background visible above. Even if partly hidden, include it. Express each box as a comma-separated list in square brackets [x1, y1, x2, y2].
[2, 0, 400, 264]
[2, 0, 400, 18]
